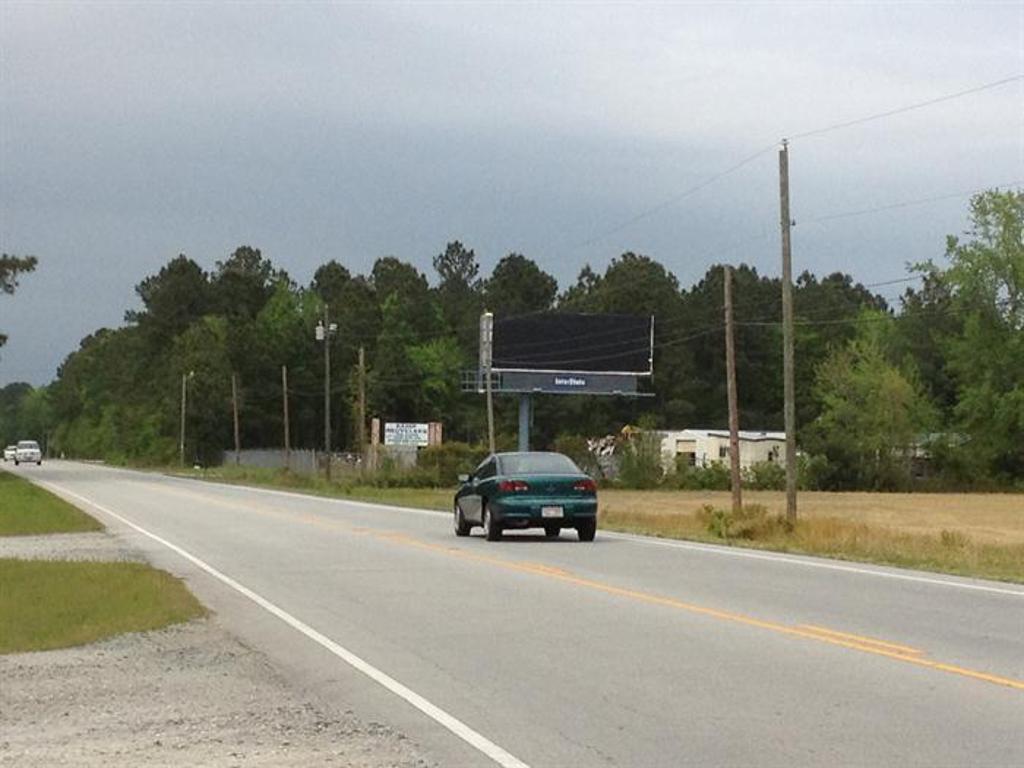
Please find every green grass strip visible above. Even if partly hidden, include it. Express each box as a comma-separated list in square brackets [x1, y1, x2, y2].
[0, 559, 205, 653]
[0, 470, 103, 536]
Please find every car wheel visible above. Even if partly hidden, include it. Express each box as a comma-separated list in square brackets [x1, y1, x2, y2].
[544, 525, 560, 538]
[13, 460, 18, 466]
[482, 503, 502, 541]
[576, 519, 597, 542]
[453, 502, 471, 537]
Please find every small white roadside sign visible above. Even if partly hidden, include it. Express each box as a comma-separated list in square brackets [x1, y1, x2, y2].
[384, 422, 430, 447]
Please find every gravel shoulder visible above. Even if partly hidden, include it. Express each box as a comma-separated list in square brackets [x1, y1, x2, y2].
[0, 532, 435, 767]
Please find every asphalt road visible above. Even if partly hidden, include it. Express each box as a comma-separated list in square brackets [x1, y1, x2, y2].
[12, 461, 1023, 767]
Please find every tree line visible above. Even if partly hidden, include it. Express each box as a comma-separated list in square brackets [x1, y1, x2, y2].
[1, 189, 1020, 490]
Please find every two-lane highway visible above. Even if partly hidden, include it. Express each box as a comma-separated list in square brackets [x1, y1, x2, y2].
[13, 461, 1023, 767]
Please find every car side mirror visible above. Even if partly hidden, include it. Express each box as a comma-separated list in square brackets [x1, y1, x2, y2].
[458, 473, 471, 484]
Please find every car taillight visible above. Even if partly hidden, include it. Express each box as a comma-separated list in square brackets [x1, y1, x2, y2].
[498, 479, 530, 492]
[573, 478, 597, 493]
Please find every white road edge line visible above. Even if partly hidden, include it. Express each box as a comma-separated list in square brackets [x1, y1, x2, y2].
[38, 480, 531, 768]
[164, 472, 1024, 598]
[598, 531, 1024, 598]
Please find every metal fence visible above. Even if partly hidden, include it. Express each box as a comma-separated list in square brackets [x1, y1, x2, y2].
[221, 447, 416, 476]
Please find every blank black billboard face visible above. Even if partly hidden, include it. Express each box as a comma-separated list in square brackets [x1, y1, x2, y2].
[491, 313, 653, 373]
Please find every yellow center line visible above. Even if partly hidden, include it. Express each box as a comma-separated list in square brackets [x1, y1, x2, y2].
[363, 530, 1024, 693]
[137, 481, 1024, 692]
[797, 625, 924, 655]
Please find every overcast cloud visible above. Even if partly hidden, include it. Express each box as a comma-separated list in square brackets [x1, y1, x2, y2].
[1, 1, 1021, 385]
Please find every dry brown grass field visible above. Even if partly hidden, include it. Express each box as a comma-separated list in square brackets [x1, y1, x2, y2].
[599, 489, 1024, 545]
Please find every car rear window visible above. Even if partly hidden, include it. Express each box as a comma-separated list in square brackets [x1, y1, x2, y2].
[500, 453, 580, 475]
[17, 441, 39, 449]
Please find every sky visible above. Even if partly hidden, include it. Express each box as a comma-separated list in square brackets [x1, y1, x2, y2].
[1, 1, 1022, 386]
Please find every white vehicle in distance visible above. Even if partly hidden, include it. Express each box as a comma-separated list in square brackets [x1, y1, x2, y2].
[3, 445, 16, 462]
[14, 440, 43, 466]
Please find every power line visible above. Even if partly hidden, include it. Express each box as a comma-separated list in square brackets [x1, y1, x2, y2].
[788, 74, 1023, 141]
[568, 143, 778, 251]
[563, 75, 1020, 252]
[801, 181, 1024, 225]
[737, 297, 1012, 329]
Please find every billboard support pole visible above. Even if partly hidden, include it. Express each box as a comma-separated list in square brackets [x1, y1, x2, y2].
[518, 394, 531, 452]
[482, 312, 496, 455]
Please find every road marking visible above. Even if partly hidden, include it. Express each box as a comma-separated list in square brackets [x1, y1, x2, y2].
[599, 530, 1024, 598]
[33, 467, 1024, 693]
[156, 471, 1024, 598]
[358, 528, 1024, 692]
[797, 625, 924, 656]
[37, 481, 531, 768]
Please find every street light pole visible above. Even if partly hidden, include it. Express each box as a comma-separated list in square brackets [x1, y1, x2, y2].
[179, 373, 187, 467]
[179, 371, 193, 467]
[317, 306, 338, 481]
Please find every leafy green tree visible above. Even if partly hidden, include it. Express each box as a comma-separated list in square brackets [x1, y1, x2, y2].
[0, 382, 33, 444]
[484, 253, 557, 316]
[938, 189, 1024, 479]
[559, 264, 602, 309]
[808, 316, 937, 489]
[433, 241, 482, 351]
[1, 253, 38, 349]
[408, 336, 463, 421]
[370, 294, 423, 422]
[126, 255, 211, 343]
[16, 387, 54, 447]
[310, 260, 352, 307]
[371, 256, 439, 341]
[792, 271, 889, 428]
[891, 268, 961, 416]
[212, 245, 284, 319]
[172, 317, 234, 464]
[681, 264, 782, 430]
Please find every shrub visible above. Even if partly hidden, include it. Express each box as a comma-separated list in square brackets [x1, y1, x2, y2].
[618, 430, 664, 489]
[743, 461, 786, 490]
[695, 503, 773, 540]
[671, 460, 731, 490]
[940, 529, 970, 549]
[797, 453, 833, 491]
[417, 442, 488, 485]
[552, 434, 603, 479]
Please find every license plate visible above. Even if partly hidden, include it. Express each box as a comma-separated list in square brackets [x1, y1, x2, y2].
[541, 506, 564, 518]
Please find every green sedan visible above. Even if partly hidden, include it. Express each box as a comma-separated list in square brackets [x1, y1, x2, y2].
[453, 452, 598, 542]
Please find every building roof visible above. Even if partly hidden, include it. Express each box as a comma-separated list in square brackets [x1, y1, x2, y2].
[661, 429, 786, 442]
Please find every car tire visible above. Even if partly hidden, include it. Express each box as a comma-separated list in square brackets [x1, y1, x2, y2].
[576, 519, 597, 542]
[544, 525, 560, 538]
[454, 502, 471, 537]
[482, 503, 502, 541]
[13, 460, 18, 466]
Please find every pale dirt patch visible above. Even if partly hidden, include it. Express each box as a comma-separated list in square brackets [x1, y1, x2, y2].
[0, 531, 435, 767]
[0, 618, 434, 768]
[0, 531, 144, 562]
[599, 490, 1024, 545]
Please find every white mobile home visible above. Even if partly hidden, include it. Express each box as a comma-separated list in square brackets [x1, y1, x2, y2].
[659, 429, 786, 473]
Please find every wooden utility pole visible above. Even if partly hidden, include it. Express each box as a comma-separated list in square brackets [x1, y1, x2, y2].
[357, 346, 367, 452]
[482, 311, 496, 454]
[779, 139, 797, 523]
[179, 373, 187, 467]
[231, 373, 241, 465]
[281, 365, 290, 471]
[724, 266, 742, 514]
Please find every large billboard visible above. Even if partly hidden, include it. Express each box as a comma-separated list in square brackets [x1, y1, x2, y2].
[490, 313, 653, 375]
